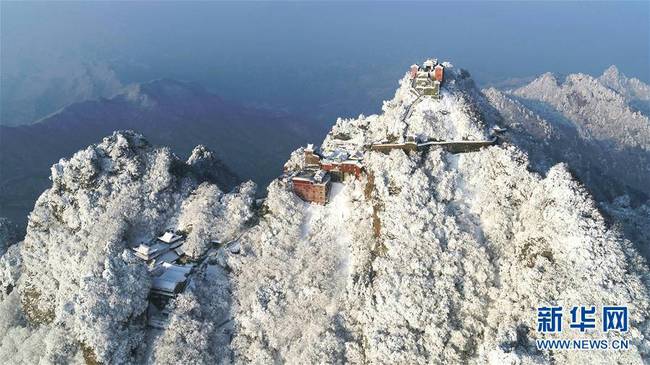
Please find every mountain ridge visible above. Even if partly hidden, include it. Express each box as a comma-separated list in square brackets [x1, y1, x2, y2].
[0, 78, 321, 230]
[0, 62, 649, 364]
[483, 66, 650, 258]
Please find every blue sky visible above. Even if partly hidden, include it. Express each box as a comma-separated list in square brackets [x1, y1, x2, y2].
[2, 1, 649, 123]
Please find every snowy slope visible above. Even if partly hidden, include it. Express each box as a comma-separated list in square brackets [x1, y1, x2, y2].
[0, 131, 255, 364]
[0, 63, 649, 364]
[229, 65, 650, 364]
[512, 72, 650, 151]
[0, 78, 318, 230]
[599, 65, 650, 116]
[483, 67, 650, 260]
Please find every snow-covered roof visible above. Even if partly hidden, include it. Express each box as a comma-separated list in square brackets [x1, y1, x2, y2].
[424, 58, 438, 65]
[162, 262, 193, 275]
[158, 231, 183, 244]
[133, 243, 154, 254]
[292, 176, 311, 183]
[133, 242, 170, 260]
[492, 125, 508, 133]
[151, 263, 194, 294]
[151, 250, 180, 266]
[229, 242, 241, 254]
[292, 169, 331, 185]
[348, 151, 363, 160]
[323, 149, 348, 162]
[314, 170, 327, 183]
[151, 279, 181, 294]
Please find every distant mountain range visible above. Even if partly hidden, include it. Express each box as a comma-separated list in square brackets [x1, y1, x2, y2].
[483, 65, 650, 257]
[2, 65, 648, 248]
[0, 79, 322, 228]
[485, 67, 650, 200]
[0, 60, 124, 127]
[3, 62, 648, 364]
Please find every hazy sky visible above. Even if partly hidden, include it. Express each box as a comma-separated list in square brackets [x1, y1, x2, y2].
[2, 1, 649, 124]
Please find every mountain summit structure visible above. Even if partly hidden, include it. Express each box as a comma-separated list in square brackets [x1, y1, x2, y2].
[0, 59, 648, 364]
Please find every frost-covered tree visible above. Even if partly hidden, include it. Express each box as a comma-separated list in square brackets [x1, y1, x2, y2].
[227, 64, 650, 364]
[0, 244, 22, 302]
[153, 292, 216, 364]
[483, 67, 650, 260]
[1, 62, 649, 364]
[69, 248, 150, 364]
[0, 130, 254, 363]
[153, 264, 232, 364]
[177, 181, 255, 258]
[602, 196, 650, 260]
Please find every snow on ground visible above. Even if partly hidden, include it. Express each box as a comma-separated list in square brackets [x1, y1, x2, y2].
[298, 183, 352, 275]
[324, 183, 352, 276]
[299, 183, 349, 239]
[3, 63, 650, 364]
[230, 181, 362, 363]
[299, 202, 314, 240]
[228, 65, 650, 363]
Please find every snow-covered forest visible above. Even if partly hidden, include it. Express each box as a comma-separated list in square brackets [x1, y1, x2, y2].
[483, 65, 650, 259]
[1, 63, 649, 364]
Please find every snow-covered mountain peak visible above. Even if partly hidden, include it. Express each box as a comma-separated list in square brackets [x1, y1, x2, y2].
[484, 66, 650, 256]
[2, 61, 650, 364]
[4, 130, 255, 363]
[49, 130, 151, 192]
[186, 144, 241, 188]
[598, 65, 650, 106]
[233, 61, 650, 364]
[601, 64, 622, 81]
[514, 66, 650, 118]
[512, 67, 650, 151]
[321, 63, 489, 153]
[519, 72, 560, 92]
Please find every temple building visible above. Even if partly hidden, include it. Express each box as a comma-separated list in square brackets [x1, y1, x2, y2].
[291, 169, 331, 204]
[304, 145, 363, 181]
[410, 58, 445, 98]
